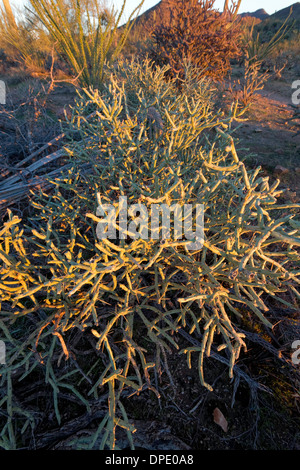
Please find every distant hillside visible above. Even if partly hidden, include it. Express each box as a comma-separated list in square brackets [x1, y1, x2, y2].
[268, 2, 300, 21]
[128, 0, 172, 28]
[239, 9, 269, 20]
[254, 2, 300, 41]
[131, 1, 271, 28]
[126, 1, 300, 40]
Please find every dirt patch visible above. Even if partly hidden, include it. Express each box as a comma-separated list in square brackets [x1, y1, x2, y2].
[230, 79, 300, 200]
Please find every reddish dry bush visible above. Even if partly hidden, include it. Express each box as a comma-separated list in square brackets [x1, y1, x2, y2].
[149, 0, 242, 82]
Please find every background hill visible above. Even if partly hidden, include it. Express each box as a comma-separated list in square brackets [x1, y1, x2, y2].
[131, 1, 300, 32]
[239, 8, 269, 20]
[268, 1, 300, 21]
[253, 2, 300, 40]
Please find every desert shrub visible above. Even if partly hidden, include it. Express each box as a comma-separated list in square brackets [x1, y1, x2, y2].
[241, 6, 299, 77]
[264, 30, 300, 74]
[227, 14, 293, 107]
[148, 0, 242, 83]
[0, 61, 299, 449]
[0, 0, 55, 73]
[244, 13, 293, 68]
[105, 58, 215, 113]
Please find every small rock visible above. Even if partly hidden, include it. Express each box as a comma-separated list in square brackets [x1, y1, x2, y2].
[283, 190, 298, 202]
[274, 165, 289, 175]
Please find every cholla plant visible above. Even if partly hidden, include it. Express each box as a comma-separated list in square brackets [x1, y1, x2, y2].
[27, 0, 145, 87]
[0, 60, 299, 450]
[148, 0, 242, 84]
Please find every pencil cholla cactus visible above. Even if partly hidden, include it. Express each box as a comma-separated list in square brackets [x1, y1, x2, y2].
[0, 59, 299, 451]
[149, 0, 242, 83]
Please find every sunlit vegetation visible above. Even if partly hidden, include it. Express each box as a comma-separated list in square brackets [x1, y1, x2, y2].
[0, 0, 299, 451]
